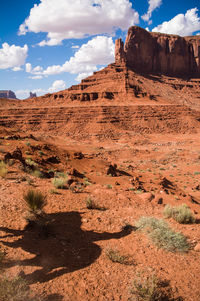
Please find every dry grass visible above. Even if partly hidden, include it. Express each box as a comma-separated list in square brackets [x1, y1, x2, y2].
[0, 161, 7, 178]
[23, 189, 47, 213]
[0, 276, 40, 301]
[163, 204, 195, 224]
[135, 217, 189, 252]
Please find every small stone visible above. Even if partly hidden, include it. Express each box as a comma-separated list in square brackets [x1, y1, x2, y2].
[194, 243, 200, 252]
[157, 198, 163, 204]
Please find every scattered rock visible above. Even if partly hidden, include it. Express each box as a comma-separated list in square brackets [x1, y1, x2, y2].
[194, 243, 200, 252]
[107, 164, 118, 177]
[139, 192, 155, 202]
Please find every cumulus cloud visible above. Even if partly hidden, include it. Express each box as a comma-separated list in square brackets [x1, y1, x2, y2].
[12, 66, 23, 71]
[142, 0, 162, 23]
[48, 80, 66, 92]
[19, 0, 139, 46]
[0, 43, 28, 69]
[15, 80, 66, 99]
[26, 35, 115, 81]
[152, 8, 200, 36]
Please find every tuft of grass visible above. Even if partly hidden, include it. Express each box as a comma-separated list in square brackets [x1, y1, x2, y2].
[129, 271, 163, 301]
[135, 217, 189, 252]
[0, 250, 5, 270]
[0, 276, 40, 301]
[25, 158, 38, 167]
[31, 169, 43, 178]
[106, 184, 112, 189]
[23, 189, 47, 213]
[163, 204, 195, 224]
[52, 177, 67, 189]
[85, 197, 106, 210]
[38, 151, 44, 156]
[49, 189, 61, 195]
[0, 161, 7, 178]
[106, 248, 132, 265]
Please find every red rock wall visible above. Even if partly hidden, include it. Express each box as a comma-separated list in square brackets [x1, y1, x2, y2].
[115, 26, 200, 77]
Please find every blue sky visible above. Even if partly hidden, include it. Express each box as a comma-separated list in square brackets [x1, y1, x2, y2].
[0, 0, 200, 99]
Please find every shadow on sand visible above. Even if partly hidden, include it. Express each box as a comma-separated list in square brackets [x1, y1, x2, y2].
[0, 211, 132, 286]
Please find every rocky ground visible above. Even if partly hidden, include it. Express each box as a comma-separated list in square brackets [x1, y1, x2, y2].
[0, 121, 200, 300]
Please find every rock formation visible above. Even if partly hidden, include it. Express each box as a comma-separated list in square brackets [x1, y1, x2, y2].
[0, 90, 17, 99]
[29, 92, 37, 98]
[115, 26, 200, 77]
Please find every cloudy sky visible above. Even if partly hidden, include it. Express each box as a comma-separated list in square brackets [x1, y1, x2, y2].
[1, 0, 200, 99]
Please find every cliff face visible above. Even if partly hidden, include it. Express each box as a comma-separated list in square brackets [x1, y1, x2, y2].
[115, 26, 200, 77]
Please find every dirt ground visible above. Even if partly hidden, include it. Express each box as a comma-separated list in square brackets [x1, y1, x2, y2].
[0, 117, 199, 300]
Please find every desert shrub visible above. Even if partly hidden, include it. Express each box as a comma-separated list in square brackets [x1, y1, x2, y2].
[0, 250, 4, 270]
[135, 217, 189, 252]
[106, 184, 112, 189]
[0, 161, 7, 178]
[130, 271, 162, 301]
[0, 276, 40, 301]
[106, 248, 129, 265]
[23, 189, 47, 213]
[85, 197, 106, 210]
[52, 177, 66, 189]
[163, 204, 195, 224]
[25, 158, 38, 167]
[31, 169, 43, 178]
[38, 151, 44, 156]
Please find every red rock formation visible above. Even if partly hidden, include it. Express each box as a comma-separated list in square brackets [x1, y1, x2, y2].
[115, 26, 200, 77]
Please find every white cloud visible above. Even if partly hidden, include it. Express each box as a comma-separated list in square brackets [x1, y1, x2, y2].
[75, 72, 93, 82]
[28, 75, 43, 79]
[19, 0, 139, 46]
[0, 43, 28, 69]
[152, 8, 200, 36]
[26, 35, 115, 81]
[15, 80, 66, 99]
[48, 80, 66, 92]
[142, 0, 162, 23]
[12, 66, 22, 71]
[26, 63, 32, 73]
[71, 45, 79, 49]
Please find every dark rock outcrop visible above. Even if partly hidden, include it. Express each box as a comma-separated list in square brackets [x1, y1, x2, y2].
[0, 90, 17, 99]
[115, 26, 200, 77]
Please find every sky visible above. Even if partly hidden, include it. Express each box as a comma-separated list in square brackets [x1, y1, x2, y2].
[0, 0, 200, 99]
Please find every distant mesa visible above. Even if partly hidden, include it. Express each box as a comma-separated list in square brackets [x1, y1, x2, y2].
[0, 90, 17, 99]
[29, 92, 37, 98]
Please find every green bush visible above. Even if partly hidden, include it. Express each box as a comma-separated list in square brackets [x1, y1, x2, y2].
[0, 276, 40, 301]
[163, 204, 195, 224]
[106, 248, 129, 265]
[0, 161, 7, 178]
[135, 217, 189, 252]
[23, 189, 47, 213]
[130, 271, 162, 301]
[52, 177, 67, 189]
[85, 197, 106, 211]
[25, 158, 38, 167]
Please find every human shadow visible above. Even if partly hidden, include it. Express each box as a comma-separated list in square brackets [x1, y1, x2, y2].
[0, 211, 132, 285]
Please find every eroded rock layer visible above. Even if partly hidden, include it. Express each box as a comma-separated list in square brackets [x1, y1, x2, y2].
[0, 104, 199, 140]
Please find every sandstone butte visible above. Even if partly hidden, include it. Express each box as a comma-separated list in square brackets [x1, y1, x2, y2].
[34, 26, 200, 109]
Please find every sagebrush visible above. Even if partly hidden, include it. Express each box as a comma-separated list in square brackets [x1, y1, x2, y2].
[135, 216, 189, 252]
